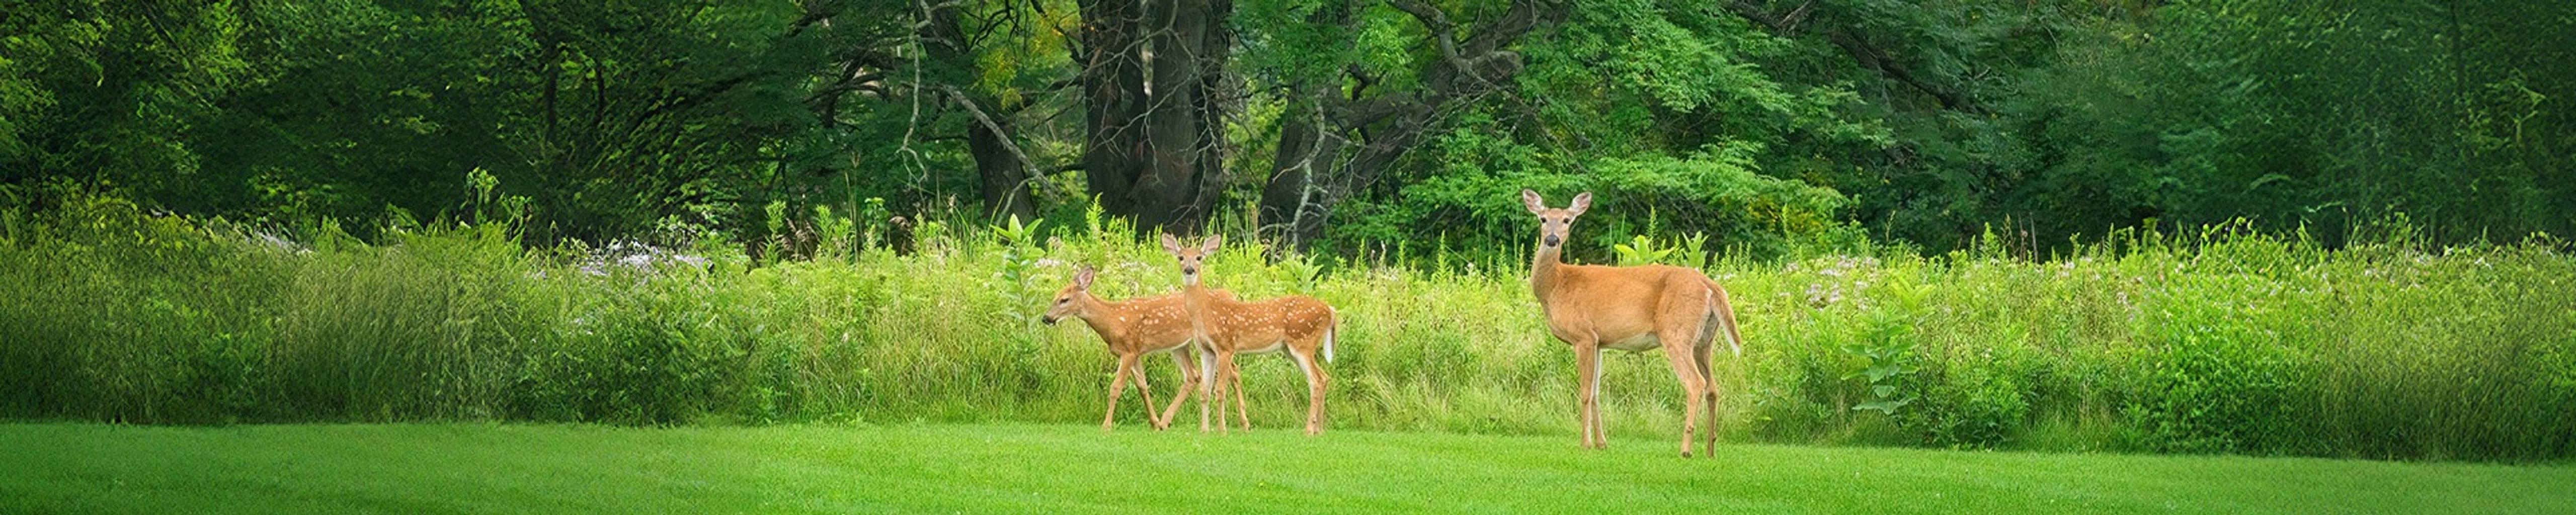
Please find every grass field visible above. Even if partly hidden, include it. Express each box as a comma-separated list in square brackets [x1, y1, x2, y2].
[3, 423, 2569, 514]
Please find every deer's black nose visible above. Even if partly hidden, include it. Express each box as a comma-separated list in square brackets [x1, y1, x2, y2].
[1544, 235, 1561, 246]
[1183, 266, 1197, 275]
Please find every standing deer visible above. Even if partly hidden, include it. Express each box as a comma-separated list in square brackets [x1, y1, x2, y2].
[1522, 190, 1745, 457]
[1040, 266, 1244, 431]
[1161, 234, 1338, 435]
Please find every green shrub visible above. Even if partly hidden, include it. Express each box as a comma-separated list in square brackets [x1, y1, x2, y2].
[2122, 300, 2301, 453]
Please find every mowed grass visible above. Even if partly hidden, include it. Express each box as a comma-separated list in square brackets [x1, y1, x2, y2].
[2, 423, 2570, 514]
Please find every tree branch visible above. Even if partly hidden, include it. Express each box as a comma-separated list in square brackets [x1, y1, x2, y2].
[939, 84, 1048, 214]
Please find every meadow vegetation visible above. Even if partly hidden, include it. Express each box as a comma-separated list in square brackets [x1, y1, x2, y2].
[6, 191, 2570, 462]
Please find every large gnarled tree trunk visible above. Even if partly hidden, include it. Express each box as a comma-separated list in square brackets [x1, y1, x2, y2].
[1076, 0, 1234, 235]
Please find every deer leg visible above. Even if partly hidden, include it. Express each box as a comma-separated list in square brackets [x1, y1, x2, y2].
[1213, 350, 1241, 435]
[1133, 355, 1161, 430]
[1104, 354, 1139, 431]
[1157, 349, 1197, 431]
[1574, 340, 1604, 449]
[1292, 344, 1328, 436]
[1231, 358, 1251, 431]
[1592, 346, 1613, 449]
[1661, 335, 1711, 458]
[1661, 285, 1725, 457]
[1704, 365, 1722, 458]
[1697, 325, 1721, 458]
[1198, 345, 1218, 432]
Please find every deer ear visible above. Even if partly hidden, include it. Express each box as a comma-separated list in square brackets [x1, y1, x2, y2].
[1073, 266, 1095, 288]
[1200, 233, 1224, 254]
[1521, 189, 1546, 214]
[1160, 233, 1182, 255]
[1567, 192, 1592, 217]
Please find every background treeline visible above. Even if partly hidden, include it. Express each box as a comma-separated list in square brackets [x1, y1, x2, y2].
[5, 0, 2570, 258]
[4, 193, 2569, 461]
[7, 0, 2575, 463]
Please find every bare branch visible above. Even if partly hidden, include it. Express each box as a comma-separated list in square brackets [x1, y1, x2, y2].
[940, 84, 1047, 218]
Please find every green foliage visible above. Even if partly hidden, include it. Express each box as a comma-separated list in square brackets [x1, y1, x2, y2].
[6, 0, 2576, 462]
[7, 193, 2574, 461]
[2123, 299, 2300, 453]
[990, 215, 1047, 325]
[1, 0, 918, 242]
[1841, 310, 1919, 416]
[11, 0, 2568, 260]
[1346, 134, 1861, 266]
[1612, 235, 1673, 267]
[1273, 252, 1327, 294]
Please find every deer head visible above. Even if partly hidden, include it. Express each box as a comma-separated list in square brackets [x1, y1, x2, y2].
[1041, 266, 1097, 325]
[1159, 233, 1223, 287]
[1522, 189, 1592, 249]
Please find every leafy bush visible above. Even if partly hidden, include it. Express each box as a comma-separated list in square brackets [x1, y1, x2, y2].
[2120, 300, 2301, 453]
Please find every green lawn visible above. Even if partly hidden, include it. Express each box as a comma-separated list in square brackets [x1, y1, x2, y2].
[1, 423, 2569, 514]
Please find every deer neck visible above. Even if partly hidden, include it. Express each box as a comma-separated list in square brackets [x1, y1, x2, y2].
[1071, 292, 1128, 339]
[1180, 281, 1214, 340]
[1531, 242, 1565, 300]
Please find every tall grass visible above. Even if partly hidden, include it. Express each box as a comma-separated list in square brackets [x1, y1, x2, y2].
[3, 195, 2570, 461]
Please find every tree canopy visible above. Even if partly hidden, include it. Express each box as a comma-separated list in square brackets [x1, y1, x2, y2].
[5, 0, 2569, 258]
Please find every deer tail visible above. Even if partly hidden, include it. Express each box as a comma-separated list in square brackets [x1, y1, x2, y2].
[1707, 282, 1743, 358]
[1323, 307, 1338, 364]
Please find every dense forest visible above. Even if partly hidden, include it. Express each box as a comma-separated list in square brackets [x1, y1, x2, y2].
[6, 0, 2569, 258]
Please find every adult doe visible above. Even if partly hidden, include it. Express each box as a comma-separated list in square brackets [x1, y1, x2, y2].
[1522, 190, 1745, 457]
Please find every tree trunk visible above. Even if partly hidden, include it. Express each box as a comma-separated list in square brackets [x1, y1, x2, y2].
[1077, 0, 1232, 235]
[1187, 0, 1236, 233]
[965, 115, 1036, 221]
[923, 2, 1037, 222]
[1077, 0, 1148, 220]
[1259, 88, 1343, 248]
[1256, 2, 1358, 249]
[1134, 0, 1210, 233]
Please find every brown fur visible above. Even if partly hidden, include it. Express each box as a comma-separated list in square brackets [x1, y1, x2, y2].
[1162, 234, 1338, 435]
[1523, 190, 1745, 457]
[1041, 267, 1243, 431]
